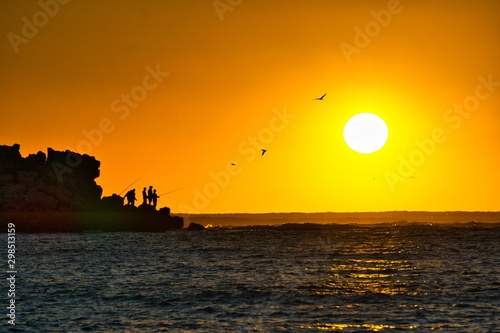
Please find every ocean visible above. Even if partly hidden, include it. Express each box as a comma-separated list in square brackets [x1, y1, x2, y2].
[3, 224, 499, 332]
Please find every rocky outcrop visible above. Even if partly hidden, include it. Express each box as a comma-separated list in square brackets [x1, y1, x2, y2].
[0, 144, 102, 212]
[0, 144, 184, 232]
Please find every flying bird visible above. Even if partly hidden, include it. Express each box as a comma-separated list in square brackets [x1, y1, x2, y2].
[261, 149, 267, 156]
[314, 93, 326, 100]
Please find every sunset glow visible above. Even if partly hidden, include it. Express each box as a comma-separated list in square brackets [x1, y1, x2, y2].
[1, 0, 499, 213]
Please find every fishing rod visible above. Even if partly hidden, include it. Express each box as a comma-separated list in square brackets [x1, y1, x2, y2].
[149, 186, 189, 208]
[158, 186, 189, 197]
[118, 174, 146, 197]
[157, 197, 169, 207]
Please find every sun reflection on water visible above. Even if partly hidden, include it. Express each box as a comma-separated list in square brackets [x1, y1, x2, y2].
[318, 255, 421, 296]
[294, 229, 426, 331]
[300, 323, 419, 331]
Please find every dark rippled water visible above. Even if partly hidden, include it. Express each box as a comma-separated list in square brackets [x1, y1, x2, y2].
[3, 225, 499, 332]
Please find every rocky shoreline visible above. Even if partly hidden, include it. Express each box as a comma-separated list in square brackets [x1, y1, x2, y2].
[0, 144, 185, 232]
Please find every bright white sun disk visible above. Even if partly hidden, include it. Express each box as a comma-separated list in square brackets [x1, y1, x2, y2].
[343, 113, 388, 154]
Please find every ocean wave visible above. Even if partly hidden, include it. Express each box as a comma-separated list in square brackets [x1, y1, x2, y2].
[206, 221, 500, 231]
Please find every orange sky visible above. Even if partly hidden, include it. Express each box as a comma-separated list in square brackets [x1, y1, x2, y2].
[1, 0, 499, 213]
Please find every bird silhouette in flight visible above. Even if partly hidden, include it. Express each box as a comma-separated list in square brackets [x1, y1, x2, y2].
[261, 149, 267, 156]
[314, 93, 326, 100]
[231, 163, 236, 166]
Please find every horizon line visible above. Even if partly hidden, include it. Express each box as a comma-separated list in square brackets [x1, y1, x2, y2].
[176, 210, 500, 215]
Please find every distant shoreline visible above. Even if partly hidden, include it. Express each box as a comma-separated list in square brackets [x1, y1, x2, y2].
[181, 211, 500, 227]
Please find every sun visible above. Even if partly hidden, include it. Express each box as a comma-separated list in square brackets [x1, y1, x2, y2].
[343, 113, 388, 154]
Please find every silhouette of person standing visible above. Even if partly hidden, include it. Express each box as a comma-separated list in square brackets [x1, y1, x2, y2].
[152, 189, 159, 209]
[142, 187, 147, 205]
[126, 189, 137, 206]
[147, 186, 153, 205]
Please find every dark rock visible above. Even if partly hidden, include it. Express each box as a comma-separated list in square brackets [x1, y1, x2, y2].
[169, 215, 184, 230]
[187, 222, 205, 230]
[100, 194, 125, 211]
[47, 148, 100, 180]
[138, 203, 157, 212]
[0, 144, 22, 174]
[23, 151, 46, 170]
[0, 145, 102, 212]
[158, 206, 171, 215]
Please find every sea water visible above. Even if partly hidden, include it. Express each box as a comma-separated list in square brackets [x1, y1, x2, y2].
[2, 225, 499, 332]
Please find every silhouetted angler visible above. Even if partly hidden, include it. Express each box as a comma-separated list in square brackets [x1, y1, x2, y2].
[142, 187, 147, 205]
[147, 186, 153, 205]
[125, 189, 137, 206]
[152, 189, 159, 209]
